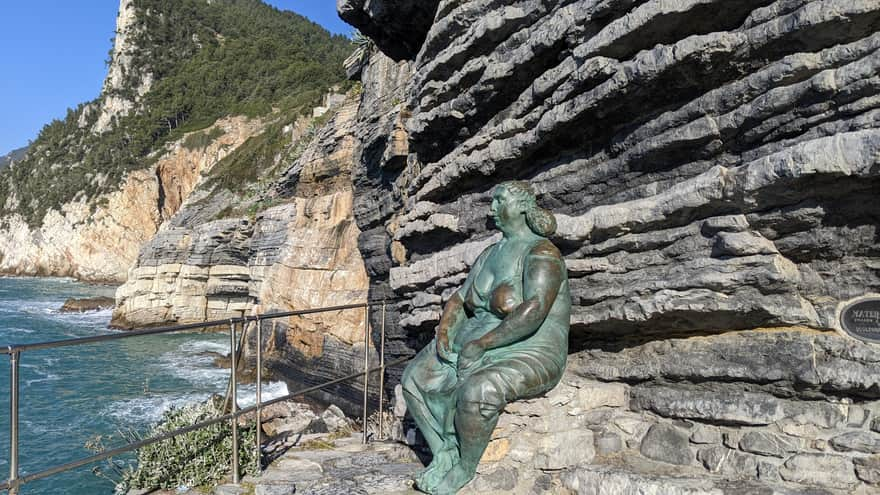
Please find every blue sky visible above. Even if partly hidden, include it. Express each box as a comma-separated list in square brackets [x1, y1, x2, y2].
[0, 1, 352, 154]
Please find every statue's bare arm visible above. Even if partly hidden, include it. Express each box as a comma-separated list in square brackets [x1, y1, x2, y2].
[459, 241, 563, 367]
[436, 246, 491, 359]
[436, 291, 466, 359]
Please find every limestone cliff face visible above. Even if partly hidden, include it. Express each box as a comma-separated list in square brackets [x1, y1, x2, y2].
[93, 0, 153, 133]
[112, 98, 378, 412]
[0, 116, 264, 282]
[0, 170, 160, 282]
[0, 0, 352, 283]
[339, 0, 880, 492]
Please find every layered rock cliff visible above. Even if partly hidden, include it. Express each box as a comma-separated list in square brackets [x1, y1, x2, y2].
[112, 95, 381, 412]
[93, 0, 153, 134]
[336, 0, 880, 492]
[0, 0, 351, 282]
[0, 117, 266, 282]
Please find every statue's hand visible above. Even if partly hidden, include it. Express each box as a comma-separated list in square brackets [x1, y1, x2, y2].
[458, 340, 485, 371]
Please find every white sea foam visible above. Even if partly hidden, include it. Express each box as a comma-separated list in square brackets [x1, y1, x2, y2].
[25, 374, 60, 386]
[102, 380, 289, 426]
[237, 381, 290, 408]
[5, 326, 35, 334]
[21, 363, 61, 386]
[156, 339, 230, 389]
[178, 340, 229, 354]
[98, 335, 290, 428]
[48, 308, 114, 328]
[0, 299, 63, 315]
[102, 392, 216, 425]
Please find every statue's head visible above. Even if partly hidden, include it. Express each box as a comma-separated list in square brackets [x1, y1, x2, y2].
[492, 181, 557, 238]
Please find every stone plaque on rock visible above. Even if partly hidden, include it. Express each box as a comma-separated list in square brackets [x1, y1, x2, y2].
[838, 296, 880, 344]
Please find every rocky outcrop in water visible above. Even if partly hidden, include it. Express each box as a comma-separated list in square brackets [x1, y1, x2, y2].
[60, 296, 116, 313]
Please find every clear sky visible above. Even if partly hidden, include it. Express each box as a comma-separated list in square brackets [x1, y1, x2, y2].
[0, 1, 353, 155]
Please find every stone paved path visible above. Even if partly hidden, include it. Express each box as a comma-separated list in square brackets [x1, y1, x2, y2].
[213, 434, 424, 495]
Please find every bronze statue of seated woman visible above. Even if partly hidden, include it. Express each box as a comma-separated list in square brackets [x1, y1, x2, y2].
[401, 181, 571, 494]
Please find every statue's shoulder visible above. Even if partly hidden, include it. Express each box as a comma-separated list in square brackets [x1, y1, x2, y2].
[528, 239, 562, 259]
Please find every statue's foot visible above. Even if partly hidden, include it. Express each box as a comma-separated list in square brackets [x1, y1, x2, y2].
[431, 463, 476, 495]
[414, 448, 458, 493]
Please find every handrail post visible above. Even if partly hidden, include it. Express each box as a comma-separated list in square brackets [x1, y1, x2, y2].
[229, 320, 240, 484]
[9, 350, 20, 495]
[362, 304, 370, 444]
[378, 301, 386, 440]
[255, 315, 262, 472]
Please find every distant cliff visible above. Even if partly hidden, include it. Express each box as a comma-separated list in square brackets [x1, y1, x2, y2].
[0, 0, 351, 281]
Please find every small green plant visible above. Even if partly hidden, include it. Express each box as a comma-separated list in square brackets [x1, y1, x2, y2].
[351, 29, 373, 49]
[111, 397, 258, 494]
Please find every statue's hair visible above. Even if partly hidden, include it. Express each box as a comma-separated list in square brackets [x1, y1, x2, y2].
[499, 180, 557, 237]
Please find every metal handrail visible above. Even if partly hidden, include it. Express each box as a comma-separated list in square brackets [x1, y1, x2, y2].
[2, 299, 402, 494]
[2, 301, 394, 354]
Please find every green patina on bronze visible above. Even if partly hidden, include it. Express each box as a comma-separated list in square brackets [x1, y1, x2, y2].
[402, 181, 571, 494]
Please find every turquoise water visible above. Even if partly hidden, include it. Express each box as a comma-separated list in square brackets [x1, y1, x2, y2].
[0, 277, 287, 494]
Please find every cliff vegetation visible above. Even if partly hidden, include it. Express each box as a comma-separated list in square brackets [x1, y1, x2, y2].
[0, 0, 352, 228]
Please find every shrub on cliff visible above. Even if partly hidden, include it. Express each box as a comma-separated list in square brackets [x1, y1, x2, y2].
[115, 397, 258, 493]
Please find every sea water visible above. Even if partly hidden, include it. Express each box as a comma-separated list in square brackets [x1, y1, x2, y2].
[0, 277, 288, 494]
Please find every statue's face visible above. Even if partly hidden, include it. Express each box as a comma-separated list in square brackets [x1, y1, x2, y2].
[490, 186, 523, 232]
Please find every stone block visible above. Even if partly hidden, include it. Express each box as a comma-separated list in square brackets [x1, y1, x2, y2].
[213, 485, 248, 495]
[480, 437, 510, 463]
[757, 460, 780, 482]
[596, 432, 623, 455]
[533, 429, 595, 470]
[854, 455, 880, 485]
[640, 424, 692, 466]
[562, 466, 723, 495]
[738, 431, 803, 458]
[570, 382, 628, 412]
[830, 431, 880, 454]
[467, 466, 518, 492]
[690, 425, 722, 445]
[848, 405, 869, 427]
[779, 453, 859, 489]
[254, 484, 296, 495]
[697, 446, 758, 478]
[630, 386, 785, 426]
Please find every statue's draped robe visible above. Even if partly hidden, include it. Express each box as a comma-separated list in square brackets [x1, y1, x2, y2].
[403, 238, 570, 448]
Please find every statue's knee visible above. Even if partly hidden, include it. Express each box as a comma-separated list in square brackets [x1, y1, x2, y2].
[457, 381, 503, 420]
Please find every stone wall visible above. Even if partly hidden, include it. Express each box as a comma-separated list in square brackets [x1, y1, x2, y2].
[339, 0, 880, 491]
[455, 329, 880, 494]
[339, 0, 880, 393]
